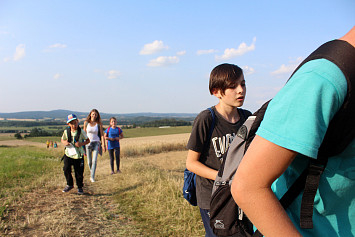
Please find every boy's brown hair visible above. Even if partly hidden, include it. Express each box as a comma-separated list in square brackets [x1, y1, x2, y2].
[209, 63, 243, 95]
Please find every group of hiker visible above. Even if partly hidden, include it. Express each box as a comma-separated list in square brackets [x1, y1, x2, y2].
[185, 26, 355, 237]
[46, 140, 57, 148]
[61, 109, 123, 195]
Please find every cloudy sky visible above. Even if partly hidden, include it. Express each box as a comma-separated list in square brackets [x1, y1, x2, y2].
[0, 0, 354, 114]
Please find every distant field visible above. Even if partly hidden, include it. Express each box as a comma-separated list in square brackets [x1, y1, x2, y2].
[9, 126, 192, 144]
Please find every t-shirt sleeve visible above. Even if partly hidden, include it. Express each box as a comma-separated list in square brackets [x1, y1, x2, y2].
[187, 110, 213, 153]
[256, 59, 347, 158]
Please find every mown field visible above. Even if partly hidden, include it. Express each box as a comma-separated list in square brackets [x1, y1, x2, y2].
[0, 128, 205, 236]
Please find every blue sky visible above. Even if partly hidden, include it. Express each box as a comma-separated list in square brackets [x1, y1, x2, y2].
[0, 1, 354, 114]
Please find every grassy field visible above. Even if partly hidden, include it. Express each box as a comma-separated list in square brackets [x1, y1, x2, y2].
[0, 132, 205, 236]
[0, 146, 60, 217]
[23, 126, 192, 144]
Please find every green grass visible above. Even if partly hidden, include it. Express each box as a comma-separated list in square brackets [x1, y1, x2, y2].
[0, 146, 61, 218]
[123, 126, 192, 138]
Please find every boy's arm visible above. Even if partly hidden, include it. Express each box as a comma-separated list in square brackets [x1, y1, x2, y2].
[186, 149, 218, 180]
[231, 135, 301, 237]
[61, 138, 70, 146]
[61, 130, 70, 146]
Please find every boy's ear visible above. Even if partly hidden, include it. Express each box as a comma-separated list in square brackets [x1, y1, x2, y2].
[212, 89, 222, 99]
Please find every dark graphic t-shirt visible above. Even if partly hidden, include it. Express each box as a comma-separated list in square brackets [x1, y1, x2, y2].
[186, 106, 251, 209]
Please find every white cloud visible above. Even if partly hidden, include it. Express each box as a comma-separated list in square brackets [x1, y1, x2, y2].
[140, 40, 169, 55]
[53, 73, 61, 79]
[242, 65, 255, 75]
[216, 37, 256, 61]
[196, 49, 218, 55]
[177, 50, 186, 56]
[147, 56, 179, 67]
[49, 43, 67, 49]
[271, 57, 303, 75]
[106, 70, 121, 79]
[13, 44, 25, 61]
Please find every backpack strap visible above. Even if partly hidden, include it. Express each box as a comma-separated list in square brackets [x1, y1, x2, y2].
[106, 126, 111, 136]
[207, 107, 216, 143]
[67, 126, 81, 144]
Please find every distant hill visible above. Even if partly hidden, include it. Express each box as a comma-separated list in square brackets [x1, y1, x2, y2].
[0, 109, 197, 124]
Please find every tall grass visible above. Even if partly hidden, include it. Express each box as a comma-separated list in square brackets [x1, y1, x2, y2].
[111, 151, 204, 236]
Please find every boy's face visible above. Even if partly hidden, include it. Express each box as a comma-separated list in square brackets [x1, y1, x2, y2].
[214, 74, 246, 108]
[68, 119, 79, 130]
[110, 119, 117, 127]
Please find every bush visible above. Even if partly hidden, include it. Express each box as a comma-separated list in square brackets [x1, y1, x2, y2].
[14, 132, 23, 139]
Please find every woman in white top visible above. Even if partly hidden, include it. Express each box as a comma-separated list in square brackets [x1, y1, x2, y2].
[83, 109, 106, 182]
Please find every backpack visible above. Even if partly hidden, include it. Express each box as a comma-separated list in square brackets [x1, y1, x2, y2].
[209, 39, 355, 237]
[183, 107, 216, 206]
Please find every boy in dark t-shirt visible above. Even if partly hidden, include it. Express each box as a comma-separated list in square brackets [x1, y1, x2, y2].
[186, 63, 251, 236]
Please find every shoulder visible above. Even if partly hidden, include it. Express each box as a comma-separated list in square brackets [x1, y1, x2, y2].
[257, 59, 347, 158]
[194, 108, 214, 125]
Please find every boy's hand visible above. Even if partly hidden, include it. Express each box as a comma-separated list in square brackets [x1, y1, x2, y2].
[75, 141, 81, 148]
[115, 137, 120, 141]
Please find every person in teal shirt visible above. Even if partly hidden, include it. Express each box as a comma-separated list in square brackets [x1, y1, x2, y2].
[231, 26, 355, 236]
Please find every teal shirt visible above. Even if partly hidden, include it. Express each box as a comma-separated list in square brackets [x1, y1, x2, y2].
[257, 59, 355, 236]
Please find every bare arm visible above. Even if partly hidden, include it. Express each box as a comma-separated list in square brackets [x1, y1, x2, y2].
[186, 149, 218, 180]
[61, 138, 70, 147]
[231, 135, 301, 237]
[118, 132, 124, 140]
[75, 138, 90, 148]
[100, 124, 106, 152]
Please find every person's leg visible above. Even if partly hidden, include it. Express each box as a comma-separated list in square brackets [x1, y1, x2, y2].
[63, 155, 73, 187]
[73, 158, 85, 189]
[90, 142, 99, 181]
[115, 147, 120, 172]
[108, 149, 115, 174]
[199, 208, 217, 237]
[86, 144, 92, 170]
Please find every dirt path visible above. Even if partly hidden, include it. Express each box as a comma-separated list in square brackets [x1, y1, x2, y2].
[2, 155, 144, 236]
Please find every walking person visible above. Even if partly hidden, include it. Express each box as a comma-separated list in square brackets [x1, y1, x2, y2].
[104, 117, 123, 174]
[83, 109, 106, 182]
[61, 114, 90, 195]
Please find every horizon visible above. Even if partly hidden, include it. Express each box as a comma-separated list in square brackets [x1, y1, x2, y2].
[0, 1, 354, 114]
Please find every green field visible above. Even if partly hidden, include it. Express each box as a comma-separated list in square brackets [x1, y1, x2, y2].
[21, 126, 192, 144]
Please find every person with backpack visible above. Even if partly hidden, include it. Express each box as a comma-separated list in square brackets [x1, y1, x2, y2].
[104, 117, 123, 174]
[231, 26, 355, 236]
[61, 114, 90, 195]
[186, 63, 252, 236]
[83, 109, 106, 183]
